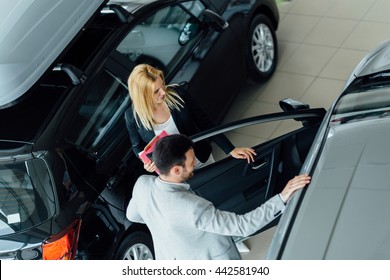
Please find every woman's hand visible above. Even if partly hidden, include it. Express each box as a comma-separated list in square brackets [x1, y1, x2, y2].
[230, 147, 257, 163]
[143, 160, 157, 173]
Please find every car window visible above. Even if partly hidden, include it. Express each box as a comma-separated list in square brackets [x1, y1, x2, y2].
[208, 118, 304, 163]
[65, 69, 129, 158]
[0, 160, 55, 236]
[333, 87, 390, 116]
[205, 0, 227, 13]
[116, 0, 205, 74]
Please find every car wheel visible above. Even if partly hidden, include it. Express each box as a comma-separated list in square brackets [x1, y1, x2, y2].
[115, 231, 154, 260]
[247, 14, 278, 82]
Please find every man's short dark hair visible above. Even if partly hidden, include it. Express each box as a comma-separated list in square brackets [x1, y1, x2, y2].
[153, 134, 193, 175]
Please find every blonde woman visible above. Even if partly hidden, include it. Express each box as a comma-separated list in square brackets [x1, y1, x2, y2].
[125, 64, 256, 173]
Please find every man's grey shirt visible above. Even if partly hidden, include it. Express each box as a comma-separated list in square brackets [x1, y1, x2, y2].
[126, 175, 285, 260]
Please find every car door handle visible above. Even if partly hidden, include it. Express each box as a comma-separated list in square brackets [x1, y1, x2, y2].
[250, 157, 268, 170]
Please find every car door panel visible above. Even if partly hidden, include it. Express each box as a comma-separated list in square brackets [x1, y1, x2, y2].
[188, 109, 325, 235]
[217, 146, 280, 214]
[189, 139, 281, 215]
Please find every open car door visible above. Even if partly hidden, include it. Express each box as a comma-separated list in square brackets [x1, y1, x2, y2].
[188, 106, 326, 235]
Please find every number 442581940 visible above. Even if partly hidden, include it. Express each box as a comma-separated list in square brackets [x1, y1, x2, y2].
[214, 266, 270, 276]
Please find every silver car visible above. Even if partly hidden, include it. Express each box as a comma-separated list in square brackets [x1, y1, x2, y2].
[267, 40, 390, 260]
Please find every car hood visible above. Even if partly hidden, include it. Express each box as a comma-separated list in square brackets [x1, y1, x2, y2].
[281, 116, 390, 259]
[0, 0, 107, 107]
[344, 40, 390, 88]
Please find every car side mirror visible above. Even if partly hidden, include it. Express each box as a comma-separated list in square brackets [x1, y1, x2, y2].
[279, 98, 310, 112]
[179, 18, 200, 45]
[280, 98, 315, 127]
[202, 9, 228, 32]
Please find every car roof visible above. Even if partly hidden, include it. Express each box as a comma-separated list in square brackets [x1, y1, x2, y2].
[344, 40, 390, 88]
[281, 115, 390, 259]
[0, 0, 107, 107]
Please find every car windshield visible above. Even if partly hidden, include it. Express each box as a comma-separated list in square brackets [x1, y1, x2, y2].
[0, 159, 55, 236]
[331, 86, 390, 124]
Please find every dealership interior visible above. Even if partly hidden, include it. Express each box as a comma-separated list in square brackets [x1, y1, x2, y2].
[228, 0, 390, 259]
[2, 0, 390, 262]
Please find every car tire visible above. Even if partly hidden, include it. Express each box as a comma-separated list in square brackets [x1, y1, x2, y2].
[115, 231, 155, 260]
[246, 14, 278, 82]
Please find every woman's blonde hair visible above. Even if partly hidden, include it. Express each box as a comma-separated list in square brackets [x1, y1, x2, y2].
[128, 64, 184, 130]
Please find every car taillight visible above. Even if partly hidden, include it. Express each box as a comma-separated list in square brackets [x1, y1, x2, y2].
[42, 218, 82, 260]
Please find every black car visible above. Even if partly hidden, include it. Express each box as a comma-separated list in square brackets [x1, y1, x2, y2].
[0, 0, 279, 259]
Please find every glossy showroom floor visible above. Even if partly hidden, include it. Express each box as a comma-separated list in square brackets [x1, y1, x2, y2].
[222, 0, 390, 259]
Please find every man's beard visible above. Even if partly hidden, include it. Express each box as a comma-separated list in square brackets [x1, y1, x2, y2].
[182, 171, 194, 181]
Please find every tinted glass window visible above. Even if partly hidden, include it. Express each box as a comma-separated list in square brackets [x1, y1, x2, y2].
[66, 70, 129, 157]
[0, 159, 55, 236]
[334, 87, 390, 114]
[116, 1, 205, 74]
[332, 87, 390, 125]
[204, 0, 227, 13]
